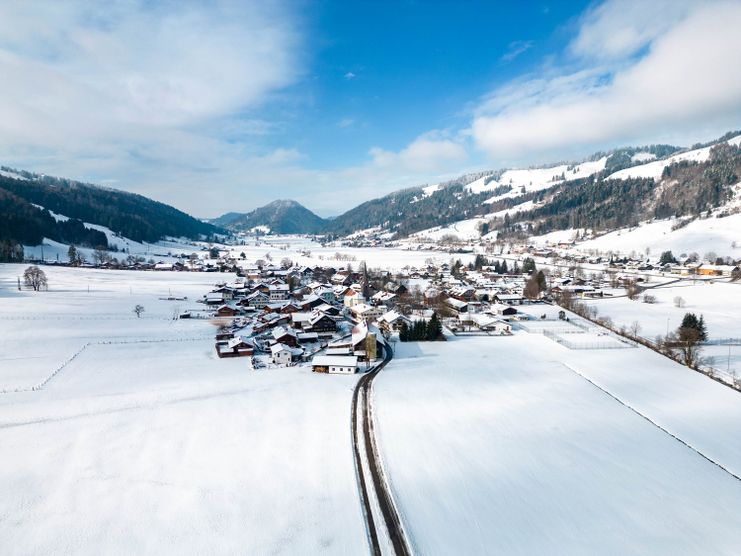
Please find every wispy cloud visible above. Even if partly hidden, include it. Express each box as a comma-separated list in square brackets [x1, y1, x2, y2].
[501, 40, 533, 62]
[344, 71, 356, 80]
[338, 117, 355, 128]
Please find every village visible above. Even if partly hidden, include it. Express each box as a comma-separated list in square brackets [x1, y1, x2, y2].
[201, 255, 527, 374]
[187, 234, 740, 388]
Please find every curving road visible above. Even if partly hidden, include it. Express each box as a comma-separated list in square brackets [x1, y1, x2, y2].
[352, 343, 412, 556]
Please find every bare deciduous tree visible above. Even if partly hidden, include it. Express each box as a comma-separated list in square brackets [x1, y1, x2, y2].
[23, 265, 48, 291]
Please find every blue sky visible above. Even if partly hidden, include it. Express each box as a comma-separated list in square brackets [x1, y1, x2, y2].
[285, 1, 589, 170]
[0, 0, 739, 217]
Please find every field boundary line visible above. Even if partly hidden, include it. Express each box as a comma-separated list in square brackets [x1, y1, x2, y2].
[561, 362, 741, 483]
[0, 335, 211, 394]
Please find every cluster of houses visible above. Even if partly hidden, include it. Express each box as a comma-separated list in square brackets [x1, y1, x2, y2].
[206, 265, 396, 374]
[203, 259, 536, 374]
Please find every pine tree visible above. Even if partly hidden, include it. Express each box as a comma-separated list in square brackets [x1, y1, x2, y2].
[426, 312, 442, 340]
[399, 322, 409, 342]
[698, 315, 708, 341]
[67, 244, 78, 265]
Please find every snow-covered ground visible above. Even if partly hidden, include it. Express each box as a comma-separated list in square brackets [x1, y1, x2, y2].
[583, 281, 741, 340]
[410, 217, 489, 242]
[375, 331, 741, 555]
[0, 265, 224, 390]
[582, 280, 741, 375]
[0, 265, 367, 554]
[22, 233, 202, 264]
[607, 134, 741, 181]
[575, 213, 741, 258]
[226, 235, 476, 270]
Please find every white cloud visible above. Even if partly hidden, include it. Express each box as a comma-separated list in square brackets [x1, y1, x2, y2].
[471, 0, 741, 158]
[370, 135, 467, 173]
[0, 1, 301, 199]
[344, 71, 356, 80]
[501, 40, 534, 62]
[570, 0, 696, 61]
[338, 117, 355, 128]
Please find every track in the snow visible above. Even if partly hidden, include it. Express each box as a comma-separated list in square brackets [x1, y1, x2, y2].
[352, 344, 412, 556]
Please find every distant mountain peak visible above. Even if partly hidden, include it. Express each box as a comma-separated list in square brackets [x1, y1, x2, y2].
[213, 199, 327, 234]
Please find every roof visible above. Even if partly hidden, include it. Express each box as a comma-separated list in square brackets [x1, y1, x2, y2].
[272, 326, 297, 340]
[312, 355, 358, 367]
[227, 336, 253, 349]
[270, 343, 303, 356]
[444, 297, 468, 308]
[379, 310, 410, 324]
[352, 323, 371, 346]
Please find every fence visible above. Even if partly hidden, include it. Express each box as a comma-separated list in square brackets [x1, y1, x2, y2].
[556, 303, 741, 393]
[542, 329, 634, 350]
[1, 335, 212, 394]
[702, 338, 741, 346]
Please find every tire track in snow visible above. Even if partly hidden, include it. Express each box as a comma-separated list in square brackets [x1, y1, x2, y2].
[352, 343, 413, 556]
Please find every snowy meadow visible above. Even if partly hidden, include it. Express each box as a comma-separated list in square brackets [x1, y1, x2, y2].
[0, 265, 366, 554]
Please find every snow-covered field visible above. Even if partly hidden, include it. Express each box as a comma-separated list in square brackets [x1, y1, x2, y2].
[375, 332, 741, 555]
[226, 235, 476, 270]
[583, 281, 741, 340]
[575, 213, 741, 258]
[0, 265, 224, 390]
[410, 217, 489, 242]
[583, 280, 741, 375]
[0, 265, 366, 554]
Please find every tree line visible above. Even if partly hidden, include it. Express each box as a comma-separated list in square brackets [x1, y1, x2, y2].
[399, 312, 443, 342]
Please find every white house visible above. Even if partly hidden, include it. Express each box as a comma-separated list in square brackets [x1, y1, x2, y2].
[268, 283, 290, 301]
[377, 310, 412, 332]
[312, 355, 358, 374]
[351, 303, 384, 323]
[270, 343, 302, 365]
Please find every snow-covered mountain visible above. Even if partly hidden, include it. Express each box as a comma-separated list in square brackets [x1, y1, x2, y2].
[346, 131, 740, 252]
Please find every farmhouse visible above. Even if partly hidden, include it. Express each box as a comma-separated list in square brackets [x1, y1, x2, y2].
[378, 310, 413, 332]
[350, 303, 384, 323]
[495, 293, 524, 305]
[489, 303, 518, 317]
[272, 326, 298, 347]
[216, 304, 239, 317]
[268, 284, 290, 301]
[696, 264, 739, 277]
[444, 297, 468, 314]
[215, 336, 254, 358]
[246, 291, 269, 309]
[312, 355, 358, 374]
[205, 292, 224, 305]
[270, 343, 303, 365]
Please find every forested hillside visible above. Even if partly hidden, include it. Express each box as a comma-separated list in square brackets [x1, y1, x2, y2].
[0, 169, 220, 257]
[495, 141, 740, 239]
[218, 200, 327, 234]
